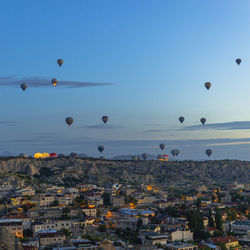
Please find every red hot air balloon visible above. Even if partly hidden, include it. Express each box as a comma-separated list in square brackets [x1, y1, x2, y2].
[50, 153, 58, 158]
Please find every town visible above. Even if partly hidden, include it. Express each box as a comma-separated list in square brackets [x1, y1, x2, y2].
[0, 163, 249, 250]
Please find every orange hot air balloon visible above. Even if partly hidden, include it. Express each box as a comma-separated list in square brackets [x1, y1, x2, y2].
[51, 78, 58, 86]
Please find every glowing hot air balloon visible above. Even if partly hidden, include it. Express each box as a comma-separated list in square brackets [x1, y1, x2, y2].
[51, 78, 58, 86]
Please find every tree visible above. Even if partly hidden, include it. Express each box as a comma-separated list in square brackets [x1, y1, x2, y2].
[215, 207, 223, 231]
[102, 192, 111, 206]
[61, 228, 72, 238]
[98, 224, 107, 232]
[51, 200, 59, 207]
[196, 198, 202, 208]
[208, 208, 215, 228]
[136, 217, 143, 231]
[187, 209, 207, 241]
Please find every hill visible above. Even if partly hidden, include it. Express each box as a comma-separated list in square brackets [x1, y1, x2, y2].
[0, 157, 249, 188]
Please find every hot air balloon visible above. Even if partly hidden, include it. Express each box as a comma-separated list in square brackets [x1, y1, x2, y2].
[179, 117, 185, 123]
[70, 152, 78, 157]
[98, 145, 104, 153]
[19, 153, 27, 158]
[158, 155, 169, 161]
[171, 150, 176, 157]
[20, 83, 27, 92]
[102, 116, 108, 124]
[65, 117, 74, 127]
[205, 149, 212, 157]
[159, 143, 165, 151]
[50, 153, 58, 158]
[51, 78, 58, 86]
[200, 118, 206, 125]
[205, 82, 211, 90]
[175, 149, 180, 156]
[236, 59, 241, 65]
[142, 153, 147, 160]
[57, 59, 63, 67]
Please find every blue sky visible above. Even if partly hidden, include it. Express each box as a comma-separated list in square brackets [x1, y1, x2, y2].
[1, 0, 250, 159]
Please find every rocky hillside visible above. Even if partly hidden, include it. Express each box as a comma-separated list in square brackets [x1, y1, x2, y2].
[0, 227, 23, 250]
[0, 157, 249, 187]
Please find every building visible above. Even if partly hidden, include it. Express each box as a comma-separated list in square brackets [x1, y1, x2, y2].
[0, 219, 23, 238]
[166, 242, 198, 250]
[37, 194, 55, 207]
[169, 230, 193, 242]
[197, 185, 208, 193]
[144, 233, 168, 246]
[82, 207, 97, 217]
[212, 236, 239, 249]
[32, 220, 72, 234]
[38, 230, 65, 247]
[5, 213, 31, 230]
[229, 220, 250, 235]
[111, 196, 125, 207]
[16, 187, 35, 196]
[115, 217, 138, 230]
[28, 208, 63, 220]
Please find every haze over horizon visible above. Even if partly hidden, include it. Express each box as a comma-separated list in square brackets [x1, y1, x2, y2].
[1, 1, 250, 159]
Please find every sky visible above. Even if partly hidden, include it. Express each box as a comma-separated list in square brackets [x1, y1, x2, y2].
[1, 0, 250, 159]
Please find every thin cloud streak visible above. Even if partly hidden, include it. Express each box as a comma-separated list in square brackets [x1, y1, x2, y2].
[183, 121, 250, 131]
[0, 121, 17, 126]
[81, 124, 123, 129]
[0, 76, 114, 88]
[144, 129, 168, 132]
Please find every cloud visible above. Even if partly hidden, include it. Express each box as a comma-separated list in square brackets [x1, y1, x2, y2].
[0, 76, 113, 88]
[81, 124, 123, 129]
[0, 121, 17, 126]
[183, 121, 250, 131]
[144, 129, 168, 132]
[206, 141, 250, 147]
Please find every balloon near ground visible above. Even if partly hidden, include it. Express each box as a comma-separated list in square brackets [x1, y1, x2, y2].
[158, 155, 169, 161]
[142, 153, 147, 160]
[70, 152, 78, 157]
[19, 153, 27, 157]
[65, 117, 74, 127]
